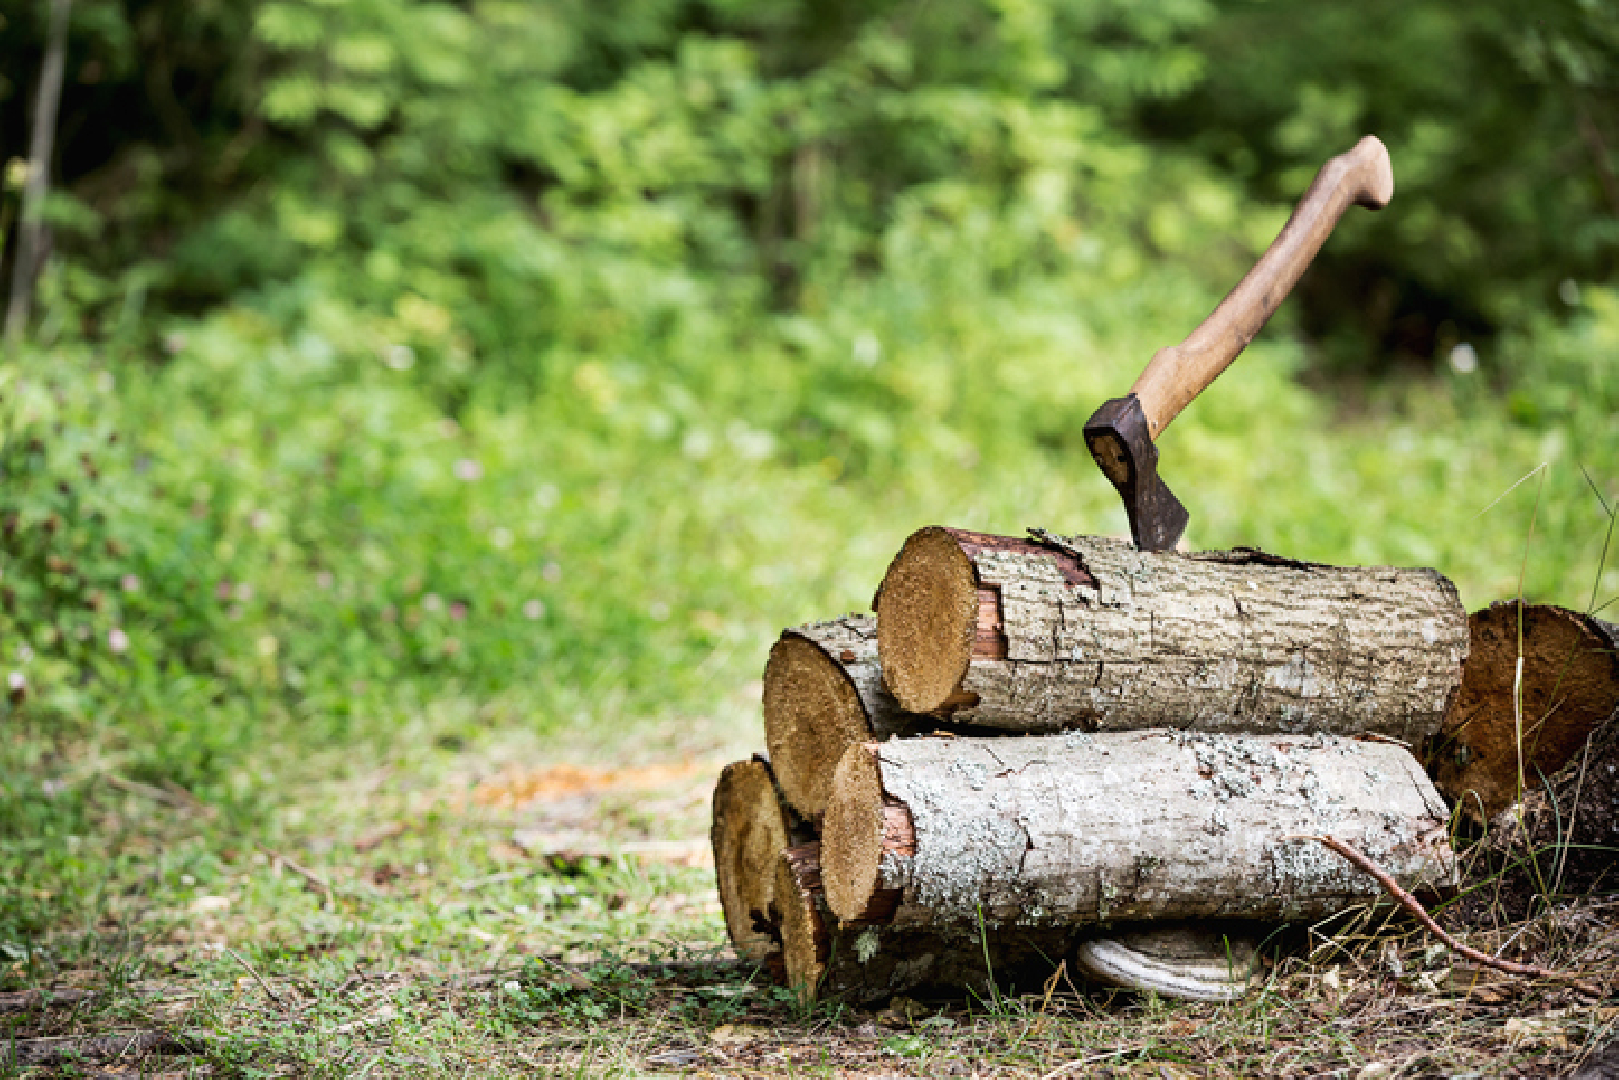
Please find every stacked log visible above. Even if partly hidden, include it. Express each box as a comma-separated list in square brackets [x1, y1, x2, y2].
[1428, 602, 1619, 915]
[714, 524, 1487, 1005]
[820, 731, 1455, 928]
[1428, 602, 1619, 820]
[762, 615, 913, 818]
[873, 528, 1467, 740]
[711, 758, 803, 965]
[769, 842, 1071, 1004]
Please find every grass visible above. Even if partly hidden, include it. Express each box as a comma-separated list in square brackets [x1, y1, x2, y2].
[4, 700, 1616, 1075]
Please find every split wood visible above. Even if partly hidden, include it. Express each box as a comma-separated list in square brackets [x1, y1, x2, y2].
[1314, 834, 1597, 989]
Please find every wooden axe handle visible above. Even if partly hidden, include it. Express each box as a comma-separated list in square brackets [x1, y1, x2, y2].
[1130, 135, 1394, 439]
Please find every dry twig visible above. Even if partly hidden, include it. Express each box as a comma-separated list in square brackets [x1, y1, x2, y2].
[1314, 834, 1597, 990]
[225, 947, 288, 1011]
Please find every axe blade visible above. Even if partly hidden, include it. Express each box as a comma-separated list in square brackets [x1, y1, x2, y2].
[1083, 394, 1188, 553]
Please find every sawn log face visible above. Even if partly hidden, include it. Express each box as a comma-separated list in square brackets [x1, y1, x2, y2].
[825, 731, 1455, 928]
[763, 615, 913, 817]
[879, 528, 1467, 744]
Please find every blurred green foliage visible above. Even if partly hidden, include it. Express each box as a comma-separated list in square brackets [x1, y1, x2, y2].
[0, 0, 1614, 900]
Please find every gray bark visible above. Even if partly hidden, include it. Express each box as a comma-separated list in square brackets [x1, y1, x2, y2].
[888, 529, 1467, 745]
[828, 730, 1455, 929]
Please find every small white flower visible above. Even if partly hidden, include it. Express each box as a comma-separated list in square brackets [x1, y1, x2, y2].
[522, 600, 545, 620]
[121, 574, 140, 593]
[542, 562, 561, 583]
[454, 458, 482, 481]
[108, 627, 130, 654]
[8, 672, 25, 690]
[1448, 343, 1477, 374]
[502, 980, 522, 994]
[422, 593, 443, 613]
[490, 527, 513, 549]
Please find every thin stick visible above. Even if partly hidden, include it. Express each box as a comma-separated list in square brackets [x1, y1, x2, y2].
[225, 947, 287, 1010]
[262, 848, 335, 905]
[1040, 1045, 1143, 1079]
[1313, 835, 1587, 983]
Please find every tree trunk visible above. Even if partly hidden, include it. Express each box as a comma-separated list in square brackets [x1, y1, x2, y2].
[771, 841, 1071, 1005]
[711, 757, 805, 963]
[821, 731, 1455, 928]
[4, 0, 72, 346]
[763, 615, 915, 818]
[1428, 602, 1619, 821]
[874, 527, 1467, 744]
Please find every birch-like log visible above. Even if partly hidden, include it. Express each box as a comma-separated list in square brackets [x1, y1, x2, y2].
[1428, 602, 1619, 820]
[763, 615, 916, 818]
[770, 842, 1071, 1004]
[874, 527, 1467, 743]
[821, 731, 1456, 927]
[712, 758, 802, 962]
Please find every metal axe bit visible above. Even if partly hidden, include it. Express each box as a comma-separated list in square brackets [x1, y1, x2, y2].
[1084, 135, 1395, 552]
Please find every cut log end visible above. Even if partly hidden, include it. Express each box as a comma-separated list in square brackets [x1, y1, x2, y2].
[822, 742, 889, 922]
[875, 527, 979, 714]
[1430, 602, 1619, 820]
[763, 633, 875, 818]
[772, 845, 829, 1003]
[711, 759, 790, 963]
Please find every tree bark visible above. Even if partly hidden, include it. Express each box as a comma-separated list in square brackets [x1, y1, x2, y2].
[770, 841, 1071, 1005]
[821, 731, 1455, 928]
[1428, 602, 1619, 821]
[874, 527, 1467, 744]
[711, 758, 805, 963]
[763, 615, 915, 818]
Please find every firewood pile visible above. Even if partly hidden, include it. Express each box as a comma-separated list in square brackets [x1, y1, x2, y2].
[711, 527, 1619, 1005]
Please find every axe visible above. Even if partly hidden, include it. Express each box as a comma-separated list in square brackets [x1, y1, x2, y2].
[1083, 136, 1394, 552]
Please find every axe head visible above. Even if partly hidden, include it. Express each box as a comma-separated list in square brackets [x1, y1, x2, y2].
[1082, 394, 1188, 553]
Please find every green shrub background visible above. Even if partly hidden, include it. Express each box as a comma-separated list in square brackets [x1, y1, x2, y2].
[2, 0, 1616, 952]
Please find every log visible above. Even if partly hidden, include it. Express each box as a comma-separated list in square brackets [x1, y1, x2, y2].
[711, 758, 801, 963]
[873, 527, 1467, 743]
[769, 841, 1071, 1004]
[1477, 709, 1619, 913]
[1428, 602, 1619, 821]
[821, 731, 1456, 927]
[763, 615, 914, 818]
